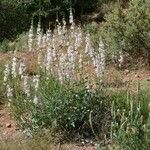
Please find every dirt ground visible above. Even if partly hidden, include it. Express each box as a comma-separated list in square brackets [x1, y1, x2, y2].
[0, 105, 96, 150]
[0, 105, 21, 140]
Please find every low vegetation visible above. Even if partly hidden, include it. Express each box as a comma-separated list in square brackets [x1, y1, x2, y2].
[0, 0, 150, 149]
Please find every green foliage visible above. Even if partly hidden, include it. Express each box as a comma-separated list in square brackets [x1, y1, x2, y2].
[0, 1, 29, 42]
[0, 33, 28, 52]
[101, 0, 150, 63]
[0, 39, 15, 52]
[0, 64, 5, 104]
[110, 89, 150, 149]
[23, 0, 101, 15]
[9, 75, 111, 137]
[84, 23, 100, 49]
[0, 0, 104, 42]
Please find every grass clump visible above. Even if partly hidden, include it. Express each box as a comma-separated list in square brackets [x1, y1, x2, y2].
[110, 89, 150, 149]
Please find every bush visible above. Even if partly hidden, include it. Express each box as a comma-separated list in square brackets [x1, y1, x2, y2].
[12, 76, 111, 138]
[101, 0, 150, 64]
[0, 33, 28, 52]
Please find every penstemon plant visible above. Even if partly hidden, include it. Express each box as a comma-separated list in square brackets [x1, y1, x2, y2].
[2, 8, 109, 138]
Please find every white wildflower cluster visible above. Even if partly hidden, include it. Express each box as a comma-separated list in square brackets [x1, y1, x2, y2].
[79, 53, 83, 69]
[45, 47, 53, 72]
[33, 75, 40, 92]
[3, 8, 107, 107]
[37, 51, 42, 67]
[85, 33, 95, 62]
[11, 54, 17, 78]
[118, 53, 124, 68]
[28, 21, 34, 52]
[18, 59, 26, 78]
[69, 8, 74, 29]
[3, 64, 10, 84]
[32, 75, 40, 104]
[66, 45, 76, 79]
[25, 8, 106, 83]
[42, 34, 47, 48]
[94, 39, 105, 80]
[37, 21, 42, 49]
[74, 27, 83, 50]
[46, 29, 51, 43]
[6, 84, 13, 105]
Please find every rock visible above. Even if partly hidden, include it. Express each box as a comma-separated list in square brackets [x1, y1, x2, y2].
[135, 74, 140, 78]
[125, 69, 130, 74]
[6, 123, 11, 128]
[146, 78, 150, 81]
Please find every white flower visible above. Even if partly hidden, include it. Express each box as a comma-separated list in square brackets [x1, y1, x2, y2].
[33, 95, 38, 105]
[94, 39, 105, 80]
[46, 29, 51, 43]
[3, 64, 10, 83]
[45, 47, 53, 71]
[57, 22, 62, 36]
[118, 53, 124, 68]
[6, 84, 13, 106]
[23, 75, 30, 97]
[79, 53, 83, 69]
[42, 34, 47, 48]
[69, 8, 74, 24]
[18, 59, 26, 78]
[69, 8, 75, 30]
[37, 52, 42, 67]
[12, 55, 17, 78]
[6, 84, 13, 98]
[28, 22, 34, 51]
[33, 75, 40, 92]
[75, 27, 83, 50]
[85, 33, 94, 59]
[62, 17, 67, 34]
[37, 21, 42, 48]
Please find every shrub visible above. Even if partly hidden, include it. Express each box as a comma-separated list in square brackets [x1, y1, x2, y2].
[101, 0, 150, 64]
[11, 76, 111, 138]
[0, 33, 28, 52]
[0, 39, 15, 52]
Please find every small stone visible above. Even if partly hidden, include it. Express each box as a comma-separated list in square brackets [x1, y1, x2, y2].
[135, 74, 140, 78]
[15, 127, 20, 130]
[125, 69, 130, 74]
[146, 78, 150, 81]
[6, 123, 11, 128]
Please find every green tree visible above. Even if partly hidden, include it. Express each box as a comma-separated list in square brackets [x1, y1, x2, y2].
[101, 0, 150, 64]
[0, 0, 29, 42]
